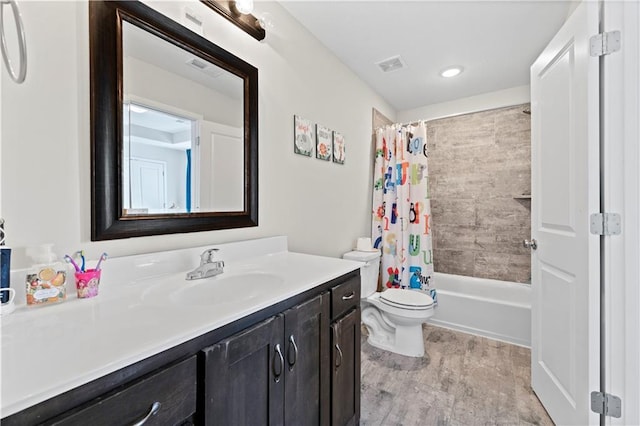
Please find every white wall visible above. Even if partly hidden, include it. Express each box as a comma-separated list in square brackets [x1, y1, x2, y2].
[0, 1, 395, 268]
[397, 85, 530, 123]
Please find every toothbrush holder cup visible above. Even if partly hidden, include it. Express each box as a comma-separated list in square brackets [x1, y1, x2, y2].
[74, 269, 101, 299]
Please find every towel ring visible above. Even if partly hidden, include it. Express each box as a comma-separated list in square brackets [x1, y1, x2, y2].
[1, 0, 27, 84]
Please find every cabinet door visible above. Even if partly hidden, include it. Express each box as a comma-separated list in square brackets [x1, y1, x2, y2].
[202, 315, 284, 426]
[330, 308, 361, 426]
[283, 294, 330, 426]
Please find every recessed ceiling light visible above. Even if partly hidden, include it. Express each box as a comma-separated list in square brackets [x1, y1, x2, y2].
[130, 105, 148, 114]
[440, 66, 464, 78]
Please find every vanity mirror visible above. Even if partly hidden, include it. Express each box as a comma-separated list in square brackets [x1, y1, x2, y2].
[90, 0, 258, 240]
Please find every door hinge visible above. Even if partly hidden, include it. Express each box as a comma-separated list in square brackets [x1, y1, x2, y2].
[590, 213, 621, 236]
[196, 136, 200, 146]
[591, 391, 622, 418]
[590, 30, 621, 57]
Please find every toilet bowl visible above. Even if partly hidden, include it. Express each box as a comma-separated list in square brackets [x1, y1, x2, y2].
[343, 251, 434, 357]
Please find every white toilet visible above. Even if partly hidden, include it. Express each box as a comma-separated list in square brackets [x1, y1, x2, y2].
[343, 250, 435, 357]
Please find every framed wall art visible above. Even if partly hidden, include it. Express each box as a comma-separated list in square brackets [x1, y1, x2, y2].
[316, 125, 332, 161]
[294, 115, 314, 156]
[333, 131, 345, 164]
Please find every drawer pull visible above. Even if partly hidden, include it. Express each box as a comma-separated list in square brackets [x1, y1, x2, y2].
[335, 344, 343, 369]
[131, 401, 161, 426]
[287, 335, 298, 370]
[341, 291, 355, 301]
[273, 343, 284, 382]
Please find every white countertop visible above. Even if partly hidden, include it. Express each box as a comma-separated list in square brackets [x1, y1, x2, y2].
[0, 237, 361, 418]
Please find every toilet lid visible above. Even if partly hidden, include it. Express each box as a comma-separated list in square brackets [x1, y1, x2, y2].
[380, 288, 434, 310]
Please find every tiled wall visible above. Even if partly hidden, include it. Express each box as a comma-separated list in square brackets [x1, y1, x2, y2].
[428, 104, 531, 283]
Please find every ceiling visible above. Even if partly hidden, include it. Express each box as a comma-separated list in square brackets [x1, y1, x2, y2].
[123, 20, 243, 100]
[279, 1, 574, 112]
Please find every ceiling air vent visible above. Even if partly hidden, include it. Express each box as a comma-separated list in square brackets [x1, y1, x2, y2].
[186, 58, 224, 78]
[188, 58, 208, 70]
[376, 55, 407, 73]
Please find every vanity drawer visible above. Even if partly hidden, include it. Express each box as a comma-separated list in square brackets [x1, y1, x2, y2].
[50, 356, 197, 426]
[331, 276, 360, 320]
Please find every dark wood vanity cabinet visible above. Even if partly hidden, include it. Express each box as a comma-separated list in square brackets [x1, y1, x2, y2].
[202, 294, 330, 426]
[202, 315, 285, 425]
[329, 279, 361, 426]
[3, 272, 360, 426]
[283, 294, 331, 426]
[330, 309, 361, 426]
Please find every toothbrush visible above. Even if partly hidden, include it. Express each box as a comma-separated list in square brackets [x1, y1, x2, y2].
[95, 253, 108, 271]
[64, 255, 81, 273]
[76, 250, 86, 272]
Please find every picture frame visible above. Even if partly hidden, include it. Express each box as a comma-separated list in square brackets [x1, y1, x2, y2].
[333, 131, 345, 164]
[293, 115, 314, 156]
[316, 125, 332, 161]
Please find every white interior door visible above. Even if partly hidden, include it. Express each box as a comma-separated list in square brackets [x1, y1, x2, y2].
[130, 158, 167, 210]
[198, 120, 244, 211]
[530, 1, 600, 425]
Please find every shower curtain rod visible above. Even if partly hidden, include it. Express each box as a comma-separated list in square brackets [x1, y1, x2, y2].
[374, 120, 427, 132]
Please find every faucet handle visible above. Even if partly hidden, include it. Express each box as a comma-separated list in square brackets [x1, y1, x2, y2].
[200, 248, 219, 264]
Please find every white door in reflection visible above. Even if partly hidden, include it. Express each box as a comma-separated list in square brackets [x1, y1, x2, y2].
[130, 158, 167, 210]
[199, 121, 244, 212]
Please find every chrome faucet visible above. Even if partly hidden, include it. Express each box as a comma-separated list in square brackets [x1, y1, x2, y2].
[186, 248, 225, 280]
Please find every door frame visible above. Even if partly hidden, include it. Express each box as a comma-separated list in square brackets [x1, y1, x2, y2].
[603, 1, 640, 424]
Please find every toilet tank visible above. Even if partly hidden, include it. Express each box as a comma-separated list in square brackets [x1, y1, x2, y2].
[343, 251, 381, 297]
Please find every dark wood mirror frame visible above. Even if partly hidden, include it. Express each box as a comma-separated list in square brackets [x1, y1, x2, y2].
[90, 0, 258, 241]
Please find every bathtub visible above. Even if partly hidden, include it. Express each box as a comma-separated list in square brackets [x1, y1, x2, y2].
[429, 272, 531, 347]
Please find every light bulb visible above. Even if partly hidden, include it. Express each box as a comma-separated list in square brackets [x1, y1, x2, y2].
[235, 0, 254, 15]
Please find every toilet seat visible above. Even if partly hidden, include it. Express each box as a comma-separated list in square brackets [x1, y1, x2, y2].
[379, 288, 434, 311]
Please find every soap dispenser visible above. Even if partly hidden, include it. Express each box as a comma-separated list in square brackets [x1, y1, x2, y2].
[25, 244, 67, 306]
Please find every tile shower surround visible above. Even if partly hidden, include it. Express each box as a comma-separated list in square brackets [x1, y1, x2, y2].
[427, 104, 531, 283]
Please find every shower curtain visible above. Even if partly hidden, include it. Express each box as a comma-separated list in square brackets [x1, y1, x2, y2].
[372, 123, 437, 304]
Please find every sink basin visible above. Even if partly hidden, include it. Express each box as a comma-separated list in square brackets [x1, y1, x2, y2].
[136, 271, 284, 307]
[173, 272, 285, 306]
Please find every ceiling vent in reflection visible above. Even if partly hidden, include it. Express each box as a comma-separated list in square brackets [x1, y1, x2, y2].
[186, 58, 224, 78]
[375, 55, 407, 73]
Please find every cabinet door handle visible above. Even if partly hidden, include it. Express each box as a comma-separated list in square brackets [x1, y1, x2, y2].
[273, 343, 284, 382]
[131, 401, 161, 426]
[287, 335, 298, 369]
[335, 343, 343, 369]
[342, 291, 355, 300]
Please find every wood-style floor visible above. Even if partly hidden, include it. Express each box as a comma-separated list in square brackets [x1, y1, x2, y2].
[360, 325, 554, 426]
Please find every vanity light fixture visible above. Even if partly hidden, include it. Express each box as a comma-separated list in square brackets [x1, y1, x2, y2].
[440, 66, 464, 78]
[201, 1, 265, 41]
[234, 0, 253, 15]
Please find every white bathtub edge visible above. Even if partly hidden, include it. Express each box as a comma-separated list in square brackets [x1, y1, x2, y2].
[427, 318, 531, 348]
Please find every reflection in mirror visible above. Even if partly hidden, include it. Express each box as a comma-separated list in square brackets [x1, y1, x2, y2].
[122, 21, 245, 215]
